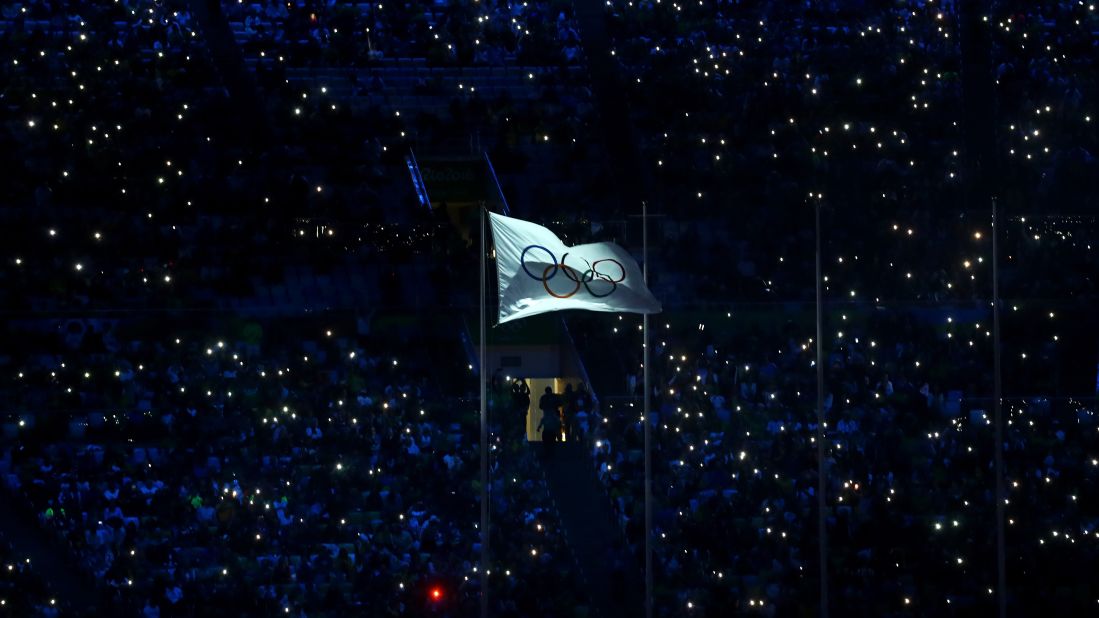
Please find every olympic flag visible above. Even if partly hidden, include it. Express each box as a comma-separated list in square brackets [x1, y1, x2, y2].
[489, 212, 662, 324]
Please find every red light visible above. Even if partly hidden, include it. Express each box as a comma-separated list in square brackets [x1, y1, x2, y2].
[430, 587, 443, 601]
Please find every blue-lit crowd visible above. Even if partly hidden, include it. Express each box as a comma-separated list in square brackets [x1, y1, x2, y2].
[0, 0, 588, 615]
[565, 0, 1099, 615]
[0, 0, 1097, 616]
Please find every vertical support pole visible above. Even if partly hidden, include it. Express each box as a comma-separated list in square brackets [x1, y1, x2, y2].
[643, 201, 653, 618]
[992, 198, 1007, 618]
[814, 197, 829, 618]
[480, 205, 490, 618]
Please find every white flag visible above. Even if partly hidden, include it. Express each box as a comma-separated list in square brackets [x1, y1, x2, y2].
[490, 212, 662, 324]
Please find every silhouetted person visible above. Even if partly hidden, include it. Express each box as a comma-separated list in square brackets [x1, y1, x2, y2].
[511, 378, 531, 415]
[537, 386, 561, 455]
[511, 377, 531, 441]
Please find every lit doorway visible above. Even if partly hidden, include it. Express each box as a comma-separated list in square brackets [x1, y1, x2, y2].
[525, 377, 569, 442]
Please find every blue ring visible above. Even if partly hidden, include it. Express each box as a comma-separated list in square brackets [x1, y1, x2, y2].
[521, 245, 558, 281]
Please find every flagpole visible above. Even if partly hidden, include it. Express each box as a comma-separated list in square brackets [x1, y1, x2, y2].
[992, 196, 1007, 618]
[643, 200, 653, 618]
[814, 196, 829, 618]
[480, 204, 490, 618]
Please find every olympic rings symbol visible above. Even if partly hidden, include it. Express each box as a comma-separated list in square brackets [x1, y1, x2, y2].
[519, 245, 626, 299]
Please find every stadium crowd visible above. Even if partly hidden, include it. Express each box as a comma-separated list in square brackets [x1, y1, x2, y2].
[593, 0, 1099, 305]
[0, 0, 593, 615]
[222, 0, 585, 66]
[0, 0, 1097, 616]
[574, 301, 1097, 616]
[0, 0, 594, 313]
[2, 316, 587, 616]
[0, 532, 64, 616]
[550, 0, 1099, 615]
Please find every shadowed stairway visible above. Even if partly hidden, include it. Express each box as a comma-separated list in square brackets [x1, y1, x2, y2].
[537, 440, 643, 618]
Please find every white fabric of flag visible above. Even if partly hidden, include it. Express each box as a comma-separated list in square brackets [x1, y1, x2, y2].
[490, 212, 662, 324]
